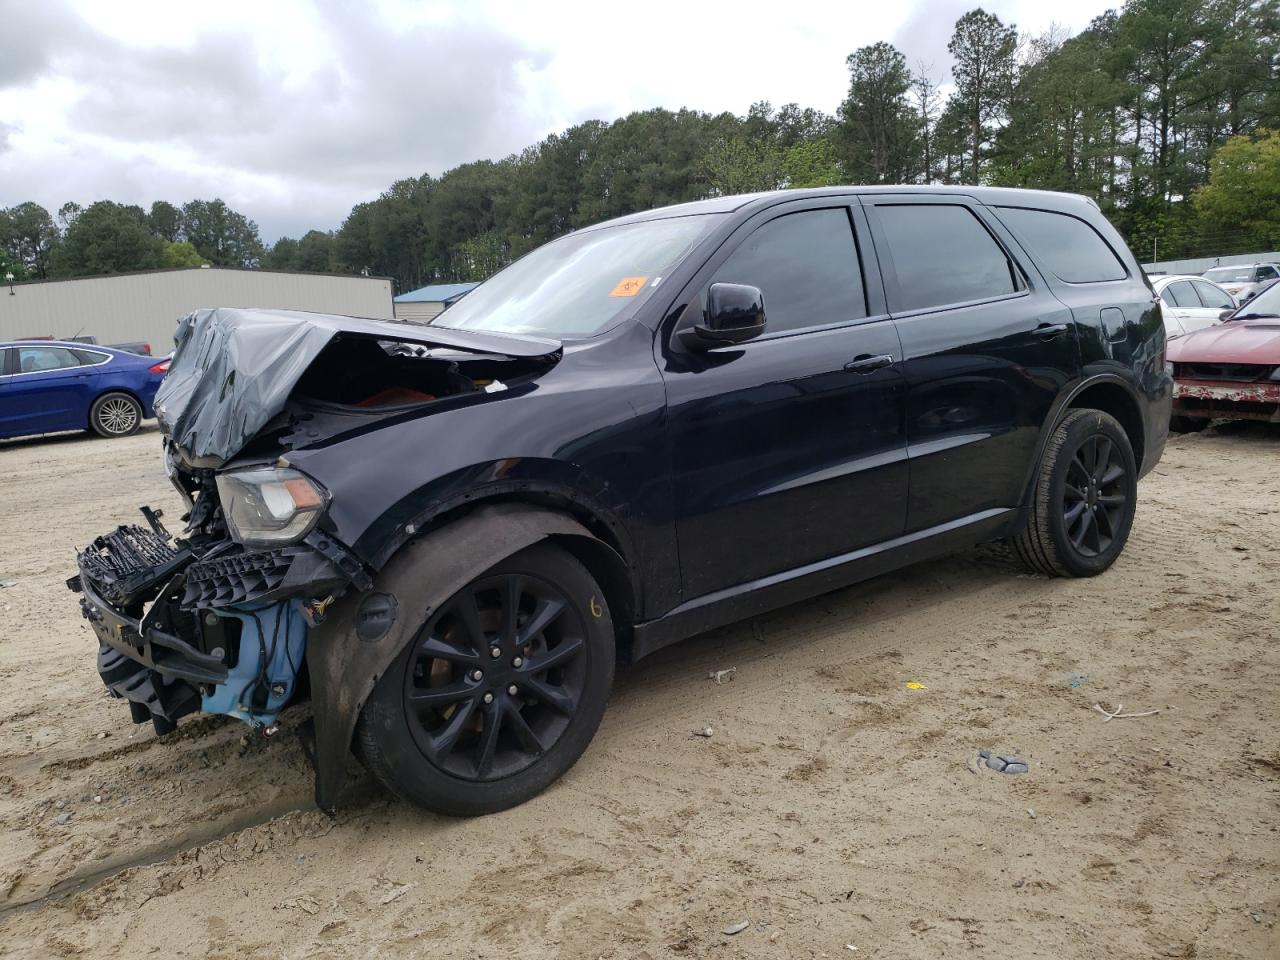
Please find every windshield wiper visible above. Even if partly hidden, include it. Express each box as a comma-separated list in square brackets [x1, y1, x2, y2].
[1230, 312, 1280, 321]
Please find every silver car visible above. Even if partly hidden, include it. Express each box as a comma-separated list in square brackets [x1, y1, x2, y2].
[1201, 263, 1280, 302]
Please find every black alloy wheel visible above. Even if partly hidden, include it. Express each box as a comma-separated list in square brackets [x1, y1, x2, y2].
[357, 542, 614, 815]
[1010, 409, 1138, 578]
[404, 571, 588, 781]
[1061, 433, 1128, 558]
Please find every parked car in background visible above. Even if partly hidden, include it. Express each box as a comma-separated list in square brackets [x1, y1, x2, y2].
[0, 341, 169, 441]
[1152, 274, 1237, 338]
[69, 186, 1170, 817]
[1201, 263, 1280, 302]
[1167, 278, 1280, 431]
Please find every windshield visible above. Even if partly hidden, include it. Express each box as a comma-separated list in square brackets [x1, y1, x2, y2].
[1204, 267, 1252, 282]
[1238, 281, 1280, 317]
[432, 214, 720, 338]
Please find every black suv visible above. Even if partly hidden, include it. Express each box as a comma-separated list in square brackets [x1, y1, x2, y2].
[71, 187, 1171, 815]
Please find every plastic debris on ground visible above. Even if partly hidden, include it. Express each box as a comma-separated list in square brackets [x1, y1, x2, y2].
[979, 749, 1029, 774]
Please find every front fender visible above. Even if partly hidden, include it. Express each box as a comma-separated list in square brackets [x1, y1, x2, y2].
[305, 502, 597, 811]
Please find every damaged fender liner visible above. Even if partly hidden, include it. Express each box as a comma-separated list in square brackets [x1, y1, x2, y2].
[305, 503, 600, 812]
[156, 307, 561, 468]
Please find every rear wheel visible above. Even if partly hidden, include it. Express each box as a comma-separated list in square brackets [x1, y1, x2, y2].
[356, 542, 615, 816]
[89, 392, 142, 438]
[1010, 409, 1137, 578]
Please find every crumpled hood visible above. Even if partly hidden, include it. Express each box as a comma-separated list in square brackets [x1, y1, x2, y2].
[155, 307, 561, 467]
[1167, 319, 1280, 365]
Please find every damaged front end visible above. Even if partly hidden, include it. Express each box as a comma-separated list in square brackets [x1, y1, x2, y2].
[68, 307, 563, 804]
[70, 469, 368, 736]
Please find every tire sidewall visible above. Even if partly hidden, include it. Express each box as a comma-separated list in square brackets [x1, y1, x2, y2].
[359, 542, 615, 816]
[1044, 412, 1137, 577]
[90, 393, 142, 438]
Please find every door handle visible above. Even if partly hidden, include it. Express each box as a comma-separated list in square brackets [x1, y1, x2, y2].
[844, 353, 894, 374]
[1035, 322, 1069, 340]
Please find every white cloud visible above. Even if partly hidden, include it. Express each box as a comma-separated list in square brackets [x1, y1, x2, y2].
[0, 0, 1116, 242]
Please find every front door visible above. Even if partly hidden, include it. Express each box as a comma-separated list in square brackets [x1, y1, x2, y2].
[6, 345, 91, 434]
[662, 203, 908, 601]
[861, 194, 1081, 533]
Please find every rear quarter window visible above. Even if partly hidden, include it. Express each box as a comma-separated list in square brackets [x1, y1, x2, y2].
[995, 206, 1127, 284]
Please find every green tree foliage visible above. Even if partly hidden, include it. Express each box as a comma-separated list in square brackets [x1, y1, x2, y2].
[161, 240, 208, 268]
[1, 202, 60, 279]
[948, 9, 1019, 184]
[1193, 128, 1280, 247]
[179, 199, 265, 267]
[51, 201, 164, 277]
[147, 201, 183, 242]
[835, 42, 921, 182]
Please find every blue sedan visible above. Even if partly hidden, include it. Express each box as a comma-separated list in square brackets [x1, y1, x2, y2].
[0, 341, 169, 441]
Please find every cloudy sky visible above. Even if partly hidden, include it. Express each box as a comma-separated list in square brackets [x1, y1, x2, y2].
[2, 0, 1116, 243]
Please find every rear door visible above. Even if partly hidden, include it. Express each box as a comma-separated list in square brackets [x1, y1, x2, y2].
[662, 200, 908, 599]
[861, 194, 1080, 533]
[1187, 280, 1235, 334]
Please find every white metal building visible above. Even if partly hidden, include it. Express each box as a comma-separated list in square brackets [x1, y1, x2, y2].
[392, 282, 479, 322]
[0, 267, 395, 352]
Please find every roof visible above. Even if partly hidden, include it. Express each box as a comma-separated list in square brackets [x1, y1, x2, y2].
[593, 185, 1099, 231]
[394, 282, 480, 303]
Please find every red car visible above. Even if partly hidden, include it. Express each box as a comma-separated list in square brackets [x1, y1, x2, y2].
[1167, 279, 1280, 431]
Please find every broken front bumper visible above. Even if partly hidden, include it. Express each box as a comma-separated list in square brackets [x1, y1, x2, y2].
[1172, 379, 1280, 422]
[70, 511, 365, 735]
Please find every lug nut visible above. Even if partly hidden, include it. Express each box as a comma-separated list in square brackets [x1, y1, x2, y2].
[482, 692, 494, 704]
[470, 669, 483, 681]
[489, 646, 502, 659]
[512, 656, 523, 668]
[507, 684, 518, 696]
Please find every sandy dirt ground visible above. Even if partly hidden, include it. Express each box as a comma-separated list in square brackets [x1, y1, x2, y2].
[0, 422, 1277, 960]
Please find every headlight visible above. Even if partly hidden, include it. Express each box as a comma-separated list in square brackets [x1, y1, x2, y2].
[215, 467, 329, 546]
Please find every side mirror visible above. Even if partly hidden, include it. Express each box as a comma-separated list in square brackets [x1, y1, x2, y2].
[677, 282, 766, 352]
[1219, 309, 1235, 322]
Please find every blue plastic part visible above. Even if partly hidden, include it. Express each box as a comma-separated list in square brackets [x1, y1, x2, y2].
[200, 599, 308, 728]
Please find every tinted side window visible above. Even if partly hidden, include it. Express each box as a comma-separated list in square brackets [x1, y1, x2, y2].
[712, 208, 866, 333]
[1191, 281, 1233, 310]
[17, 347, 82, 373]
[876, 204, 1021, 313]
[0, 348, 12, 376]
[995, 206, 1127, 283]
[72, 349, 110, 365]
[1165, 281, 1199, 308]
[1258, 265, 1279, 281]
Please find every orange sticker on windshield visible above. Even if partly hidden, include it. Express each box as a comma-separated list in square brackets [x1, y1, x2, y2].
[609, 276, 648, 297]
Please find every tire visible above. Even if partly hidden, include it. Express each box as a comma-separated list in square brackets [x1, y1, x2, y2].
[1169, 415, 1208, 434]
[1010, 409, 1138, 578]
[356, 542, 615, 816]
[89, 392, 142, 438]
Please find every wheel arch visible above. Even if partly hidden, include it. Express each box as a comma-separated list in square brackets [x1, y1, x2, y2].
[304, 502, 629, 811]
[1020, 374, 1146, 510]
[1065, 378, 1146, 473]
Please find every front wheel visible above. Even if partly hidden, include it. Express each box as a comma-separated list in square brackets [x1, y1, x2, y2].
[1010, 409, 1138, 578]
[89, 392, 142, 438]
[356, 542, 615, 816]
